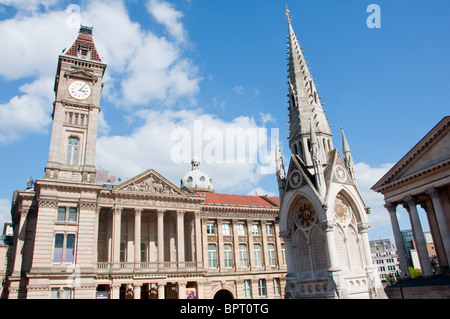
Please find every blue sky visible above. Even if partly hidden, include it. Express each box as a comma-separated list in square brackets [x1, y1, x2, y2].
[0, 0, 448, 241]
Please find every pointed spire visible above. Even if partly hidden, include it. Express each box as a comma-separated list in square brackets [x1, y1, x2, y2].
[275, 138, 286, 180]
[275, 137, 286, 200]
[341, 127, 357, 184]
[286, 8, 333, 166]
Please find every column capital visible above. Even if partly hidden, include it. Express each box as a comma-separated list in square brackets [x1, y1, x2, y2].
[384, 202, 397, 214]
[134, 207, 144, 214]
[425, 188, 440, 199]
[317, 220, 336, 232]
[357, 222, 371, 233]
[403, 195, 417, 207]
[176, 210, 185, 216]
[157, 209, 165, 215]
[114, 206, 123, 214]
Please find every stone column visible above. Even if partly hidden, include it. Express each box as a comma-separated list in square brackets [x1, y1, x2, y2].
[274, 223, 284, 269]
[358, 222, 373, 267]
[247, 220, 255, 269]
[112, 207, 123, 266]
[134, 283, 142, 299]
[157, 209, 165, 268]
[232, 220, 240, 269]
[426, 188, 450, 265]
[178, 282, 187, 299]
[385, 202, 410, 277]
[134, 208, 142, 268]
[158, 283, 166, 299]
[12, 208, 29, 275]
[403, 196, 434, 276]
[217, 220, 224, 271]
[177, 210, 185, 268]
[261, 221, 270, 269]
[194, 212, 203, 269]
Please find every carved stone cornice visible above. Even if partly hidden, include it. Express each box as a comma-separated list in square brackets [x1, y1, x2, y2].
[38, 199, 58, 208]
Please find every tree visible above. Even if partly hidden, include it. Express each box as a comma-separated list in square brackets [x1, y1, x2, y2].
[408, 267, 422, 278]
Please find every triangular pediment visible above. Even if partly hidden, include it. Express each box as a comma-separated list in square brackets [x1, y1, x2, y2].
[64, 69, 98, 82]
[324, 149, 355, 188]
[372, 117, 450, 191]
[114, 169, 187, 197]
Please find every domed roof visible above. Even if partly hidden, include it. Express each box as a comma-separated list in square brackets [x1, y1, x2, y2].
[181, 156, 214, 193]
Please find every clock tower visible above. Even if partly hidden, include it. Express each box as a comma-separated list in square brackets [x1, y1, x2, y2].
[44, 25, 107, 183]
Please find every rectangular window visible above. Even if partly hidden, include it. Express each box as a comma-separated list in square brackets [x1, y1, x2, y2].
[206, 222, 215, 235]
[268, 244, 276, 266]
[222, 223, 231, 236]
[281, 243, 286, 265]
[57, 207, 66, 222]
[66, 137, 80, 165]
[237, 223, 246, 236]
[251, 224, 259, 235]
[208, 244, 217, 268]
[258, 279, 266, 297]
[266, 224, 273, 235]
[254, 244, 262, 267]
[239, 244, 248, 267]
[57, 207, 77, 222]
[273, 279, 281, 296]
[68, 207, 77, 222]
[65, 234, 75, 263]
[53, 234, 64, 263]
[243, 280, 252, 298]
[224, 244, 233, 268]
[51, 288, 60, 299]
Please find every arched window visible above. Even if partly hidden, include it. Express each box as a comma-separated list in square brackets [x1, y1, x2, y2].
[66, 137, 80, 165]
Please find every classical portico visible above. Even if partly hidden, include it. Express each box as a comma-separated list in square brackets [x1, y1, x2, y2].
[373, 117, 450, 277]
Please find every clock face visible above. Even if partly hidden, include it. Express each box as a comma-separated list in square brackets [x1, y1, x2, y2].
[68, 81, 91, 100]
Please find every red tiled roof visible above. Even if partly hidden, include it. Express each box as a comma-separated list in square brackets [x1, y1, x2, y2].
[197, 192, 280, 207]
[64, 33, 102, 62]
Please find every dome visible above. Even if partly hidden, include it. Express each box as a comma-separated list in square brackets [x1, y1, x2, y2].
[181, 157, 214, 193]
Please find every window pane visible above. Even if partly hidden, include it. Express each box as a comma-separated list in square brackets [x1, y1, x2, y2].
[68, 207, 77, 222]
[224, 244, 233, 268]
[239, 244, 248, 267]
[258, 279, 266, 297]
[254, 244, 262, 267]
[62, 288, 72, 299]
[65, 235, 75, 263]
[51, 288, 60, 299]
[208, 244, 217, 268]
[57, 207, 66, 221]
[54, 234, 64, 262]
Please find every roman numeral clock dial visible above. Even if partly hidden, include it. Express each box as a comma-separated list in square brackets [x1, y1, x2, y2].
[68, 80, 91, 100]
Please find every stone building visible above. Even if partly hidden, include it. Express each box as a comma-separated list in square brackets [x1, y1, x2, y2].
[372, 116, 450, 277]
[370, 239, 401, 283]
[3, 25, 286, 299]
[275, 9, 386, 299]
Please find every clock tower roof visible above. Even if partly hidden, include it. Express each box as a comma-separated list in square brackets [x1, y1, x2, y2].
[63, 25, 102, 63]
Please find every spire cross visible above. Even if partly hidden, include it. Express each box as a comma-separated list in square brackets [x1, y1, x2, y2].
[285, 4, 291, 23]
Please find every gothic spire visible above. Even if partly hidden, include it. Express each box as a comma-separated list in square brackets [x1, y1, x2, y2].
[286, 8, 333, 165]
[341, 127, 357, 184]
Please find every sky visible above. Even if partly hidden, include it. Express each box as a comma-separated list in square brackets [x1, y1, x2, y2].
[0, 0, 448, 242]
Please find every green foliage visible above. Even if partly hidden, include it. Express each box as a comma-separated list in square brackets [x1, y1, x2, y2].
[408, 266, 422, 278]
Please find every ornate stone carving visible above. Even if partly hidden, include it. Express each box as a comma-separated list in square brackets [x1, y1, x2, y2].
[38, 199, 58, 208]
[121, 174, 177, 195]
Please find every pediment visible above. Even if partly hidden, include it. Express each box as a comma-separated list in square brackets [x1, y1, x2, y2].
[324, 149, 354, 187]
[114, 169, 187, 197]
[372, 117, 450, 191]
[64, 69, 98, 82]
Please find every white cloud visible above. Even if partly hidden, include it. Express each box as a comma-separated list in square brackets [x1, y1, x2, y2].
[0, 0, 60, 13]
[146, 0, 187, 43]
[247, 187, 276, 197]
[354, 162, 394, 231]
[96, 109, 275, 194]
